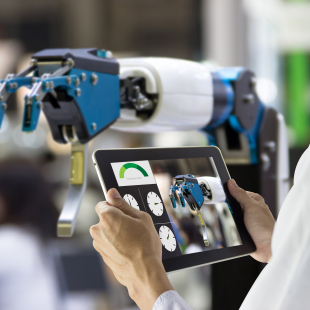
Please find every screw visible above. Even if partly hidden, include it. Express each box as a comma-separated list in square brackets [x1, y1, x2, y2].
[105, 50, 113, 58]
[75, 88, 81, 96]
[80, 73, 86, 81]
[45, 81, 50, 90]
[30, 59, 37, 66]
[67, 58, 75, 67]
[2, 102, 7, 110]
[50, 81, 54, 89]
[91, 123, 97, 130]
[0, 96, 4, 102]
[74, 77, 80, 87]
[91, 73, 98, 85]
[66, 76, 72, 85]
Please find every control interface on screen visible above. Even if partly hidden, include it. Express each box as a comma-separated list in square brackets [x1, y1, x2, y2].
[111, 157, 242, 260]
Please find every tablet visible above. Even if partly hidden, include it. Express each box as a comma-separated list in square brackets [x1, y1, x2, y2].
[92, 146, 255, 273]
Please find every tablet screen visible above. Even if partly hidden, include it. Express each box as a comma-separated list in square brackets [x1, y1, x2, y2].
[110, 157, 242, 260]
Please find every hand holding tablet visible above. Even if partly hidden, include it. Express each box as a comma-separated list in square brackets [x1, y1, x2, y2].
[92, 146, 257, 271]
[91, 146, 275, 310]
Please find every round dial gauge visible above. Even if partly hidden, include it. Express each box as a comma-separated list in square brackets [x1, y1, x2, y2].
[123, 194, 140, 210]
[147, 192, 164, 216]
[159, 225, 177, 252]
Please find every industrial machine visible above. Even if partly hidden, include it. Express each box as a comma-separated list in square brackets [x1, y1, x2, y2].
[0, 48, 289, 238]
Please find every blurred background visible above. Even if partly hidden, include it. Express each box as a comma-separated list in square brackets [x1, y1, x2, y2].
[0, 0, 309, 309]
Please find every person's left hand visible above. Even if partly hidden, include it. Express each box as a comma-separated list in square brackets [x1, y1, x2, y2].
[90, 188, 173, 310]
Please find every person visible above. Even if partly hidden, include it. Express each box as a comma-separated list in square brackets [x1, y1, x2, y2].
[90, 145, 310, 310]
[0, 159, 61, 310]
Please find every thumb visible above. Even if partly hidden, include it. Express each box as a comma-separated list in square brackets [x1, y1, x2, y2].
[107, 188, 140, 218]
[228, 179, 254, 208]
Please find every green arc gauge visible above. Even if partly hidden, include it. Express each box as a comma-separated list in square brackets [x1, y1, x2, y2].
[119, 163, 149, 178]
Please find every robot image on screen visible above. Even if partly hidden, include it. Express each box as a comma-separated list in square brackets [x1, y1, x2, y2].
[149, 157, 242, 255]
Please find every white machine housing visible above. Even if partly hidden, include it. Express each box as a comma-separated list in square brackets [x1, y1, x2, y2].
[197, 176, 227, 204]
[112, 58, 214, 132]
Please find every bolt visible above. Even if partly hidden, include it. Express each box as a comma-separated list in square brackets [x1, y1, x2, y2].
[50, 81, 54, 89]
[80, 73, 86, 81]
[91, 73, 98, 85]
[45, 81, 50, 90]
[67, 58, 75, 67]
[32, 77, 37, 84]
[66, 76, 72, 85]
[75, 88, 81, 96]
[105, 50, 113, 58]
[0, 96, 4, 102]
[9, 83, 14, 89]
[74, 77, 80, 87]
[91, 123, 97, 130]
[2, 102, 7, 110]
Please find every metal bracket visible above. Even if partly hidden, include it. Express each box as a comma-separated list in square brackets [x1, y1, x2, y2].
[57, 143, 88, 237]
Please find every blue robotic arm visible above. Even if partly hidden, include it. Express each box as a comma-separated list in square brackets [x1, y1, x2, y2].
[0, 48, 289, 237]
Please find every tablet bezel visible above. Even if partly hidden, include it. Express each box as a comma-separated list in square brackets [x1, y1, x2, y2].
[92, 146, 256, 273]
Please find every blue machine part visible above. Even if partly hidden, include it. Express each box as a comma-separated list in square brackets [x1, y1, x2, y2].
[185, 182, 204, 208]
[3, 76, 34, 92]
[204, 67, 264, 164]
[23, 95, 42, 130]
[228, 103, 264, 164]
[178, 193, 186, 208]
[0, 76, 34, 129]
[67, 68, 120, 136]
[169, 174, 205, 210]
[0, 103, 5, 129]
[22, 67, 120, 134]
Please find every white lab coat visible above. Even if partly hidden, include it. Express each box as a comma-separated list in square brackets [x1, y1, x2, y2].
[153, 145, 310, 310]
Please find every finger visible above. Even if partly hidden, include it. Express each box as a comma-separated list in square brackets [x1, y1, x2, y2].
[106, 188, 141, 218]
[95, 201, 124, 223]
[228, 179, 256, 208]
[246, 191, 265, 204]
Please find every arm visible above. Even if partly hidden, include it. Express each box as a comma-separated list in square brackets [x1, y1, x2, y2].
[90, 180, 275, 309]
[90, 189, 174, 310]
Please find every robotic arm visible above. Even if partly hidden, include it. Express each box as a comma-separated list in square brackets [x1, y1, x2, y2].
[0, 48, 289, 237]
[169, 174, 226, 246]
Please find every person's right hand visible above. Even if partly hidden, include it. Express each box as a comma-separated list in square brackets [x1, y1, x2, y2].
[228, 179, 275, 263]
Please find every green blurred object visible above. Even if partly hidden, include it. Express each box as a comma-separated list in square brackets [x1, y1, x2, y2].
[287, 0, 310, 146]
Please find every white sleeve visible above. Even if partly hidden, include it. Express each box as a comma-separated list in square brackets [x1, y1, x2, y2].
[240, 146, 310, 310]
[153, 291, 193, 310]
